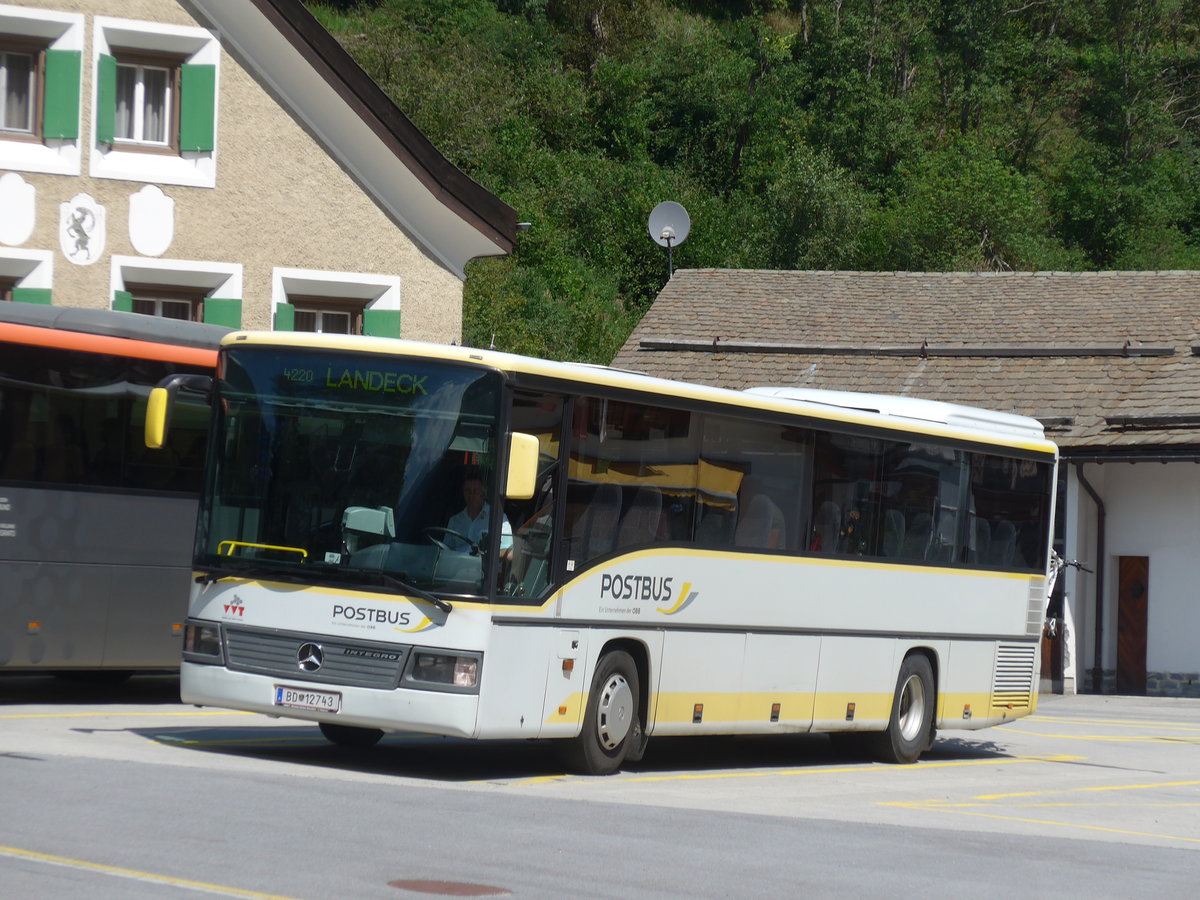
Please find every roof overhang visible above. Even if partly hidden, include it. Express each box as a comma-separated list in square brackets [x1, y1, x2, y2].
[185, 0, 516, 279]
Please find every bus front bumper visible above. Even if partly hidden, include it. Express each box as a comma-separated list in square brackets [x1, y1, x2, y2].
[180, 661, 481, 738]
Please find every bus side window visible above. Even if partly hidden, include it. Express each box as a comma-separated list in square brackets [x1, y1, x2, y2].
[567, 396, 699, 561]
[809, 432, 881, 557]
[966, 454, 1051, 571]
[703, 416, 806, 553]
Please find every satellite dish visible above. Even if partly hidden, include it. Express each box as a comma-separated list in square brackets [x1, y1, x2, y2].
[648, 201, 691, 248]
[648, 201, 690, 278]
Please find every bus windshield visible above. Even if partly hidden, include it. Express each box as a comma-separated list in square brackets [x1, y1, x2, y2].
[197, 347, 503, 596]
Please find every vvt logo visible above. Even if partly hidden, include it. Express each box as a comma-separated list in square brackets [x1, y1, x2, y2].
[223, 594, 246, 617]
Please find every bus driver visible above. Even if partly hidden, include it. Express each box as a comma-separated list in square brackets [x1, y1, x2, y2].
[446, 468, 513, 555]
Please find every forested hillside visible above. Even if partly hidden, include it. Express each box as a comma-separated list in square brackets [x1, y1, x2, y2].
[310, 1, 1200, 363]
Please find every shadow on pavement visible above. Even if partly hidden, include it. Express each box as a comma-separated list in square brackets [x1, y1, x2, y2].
[0, 672, 182, 705]
[124, 721, 1013, 783]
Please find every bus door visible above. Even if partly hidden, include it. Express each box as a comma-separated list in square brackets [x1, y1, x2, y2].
[497, 390, 566, 603]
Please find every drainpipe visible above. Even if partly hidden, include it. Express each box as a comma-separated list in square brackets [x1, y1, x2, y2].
[1073, 462, 1106, 694]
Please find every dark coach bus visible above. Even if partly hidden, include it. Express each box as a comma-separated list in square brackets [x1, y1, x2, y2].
[0, 303, 226, 675]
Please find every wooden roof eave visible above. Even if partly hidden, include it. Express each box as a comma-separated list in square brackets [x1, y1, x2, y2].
[189, 0, 516, 277]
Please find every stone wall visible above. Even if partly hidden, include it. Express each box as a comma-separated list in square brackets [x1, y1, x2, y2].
[1083, 669, 1200, 698]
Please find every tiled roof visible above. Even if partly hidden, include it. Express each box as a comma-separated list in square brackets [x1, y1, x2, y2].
[611, 270, 1200, 452]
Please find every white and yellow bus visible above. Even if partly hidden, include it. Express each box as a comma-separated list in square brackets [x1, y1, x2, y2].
[151, 332, 1057, 774]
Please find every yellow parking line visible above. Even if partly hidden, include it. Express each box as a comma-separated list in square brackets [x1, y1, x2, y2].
[1027, 715, 1200, 731]
[1002, 728, 1200, 744]
[884, 802, 1200, 844]
[0, 844, 302, 899]
[975, 779, 1200, 801]
[883, 778, 1200, 845]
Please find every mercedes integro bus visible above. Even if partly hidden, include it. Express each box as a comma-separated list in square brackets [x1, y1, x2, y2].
[148, 331, 1056, 774]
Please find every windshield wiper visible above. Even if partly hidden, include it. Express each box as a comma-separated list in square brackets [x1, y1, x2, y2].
[334, 567, 454, 614]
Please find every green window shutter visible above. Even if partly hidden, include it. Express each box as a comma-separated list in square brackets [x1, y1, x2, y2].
[203, 298, 241, 328]
[274, 303, 295, 331]
[42, 49, 81, 140]
[362, 308, 401, 338]
[12, 288, 52, 305]
[112, 290, 132, 312]
[180, 64, 216, 152]
[96, 54, 116, 146]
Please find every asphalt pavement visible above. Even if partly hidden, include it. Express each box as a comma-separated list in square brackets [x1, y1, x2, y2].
[1, 678, 1197, 898]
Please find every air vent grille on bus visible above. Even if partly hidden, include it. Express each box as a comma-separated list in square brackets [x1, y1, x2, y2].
[225, 627, 407, 689]
[1026, 579, 1046, 637]
[991, 644, 1037, 709]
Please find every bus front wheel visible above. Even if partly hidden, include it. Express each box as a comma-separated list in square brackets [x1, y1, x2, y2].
[566, 650, 641, 776]
[319, 722, 384, 750]
[870, 654, 934, 764]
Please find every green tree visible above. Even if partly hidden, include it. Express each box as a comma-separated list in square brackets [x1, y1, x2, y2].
[308, 0, 1200, 360]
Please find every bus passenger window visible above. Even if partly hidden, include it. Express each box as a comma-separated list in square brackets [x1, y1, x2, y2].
[567, 396, 699, 561]
[702, 416, 806, 554]
[966, 454, 1051, 571]
[809, 432, 882, 557]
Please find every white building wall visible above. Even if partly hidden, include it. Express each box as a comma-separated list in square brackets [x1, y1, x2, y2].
[1068, 461, 1200, 695]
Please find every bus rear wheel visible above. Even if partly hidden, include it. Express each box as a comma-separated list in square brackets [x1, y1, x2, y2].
[869, 654, 934, 764]
[566, 650, 641, 776]
[319, 722, 384, 750]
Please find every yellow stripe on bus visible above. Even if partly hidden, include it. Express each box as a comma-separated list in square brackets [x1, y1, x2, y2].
[545, 689, 1035, 729]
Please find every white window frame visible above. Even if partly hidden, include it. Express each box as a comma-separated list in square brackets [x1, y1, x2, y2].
[294, 306, 355, 335]
[0, 45, 36, 134]
[0, 247, 53, 295]
[0, 5, 82, 176]
[272, 268, 402, 333]
[133, 296, 194, 320]
[91, 18, 219, 188]
[110, 255, 241, 310]
[114, 59, 172, 146]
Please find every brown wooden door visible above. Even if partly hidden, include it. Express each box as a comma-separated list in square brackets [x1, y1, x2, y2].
[1116, 556, 1149, 694]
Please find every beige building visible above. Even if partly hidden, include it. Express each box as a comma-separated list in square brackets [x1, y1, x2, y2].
[0, 0, 515, 339]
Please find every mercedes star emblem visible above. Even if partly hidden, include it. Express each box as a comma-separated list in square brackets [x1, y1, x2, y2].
[296, 642, 324, 672]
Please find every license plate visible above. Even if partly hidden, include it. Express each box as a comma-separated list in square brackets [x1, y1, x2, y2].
[273, 685, 341, 713]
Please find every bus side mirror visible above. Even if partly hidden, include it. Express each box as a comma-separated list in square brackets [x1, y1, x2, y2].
[144, 373, 214, 450]
[506, 432, 540, 501]
[145, 387, 172, 449]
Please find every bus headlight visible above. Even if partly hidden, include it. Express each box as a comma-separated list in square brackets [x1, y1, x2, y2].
[182, 620, 222, 661]
[407, 651, 480, 689]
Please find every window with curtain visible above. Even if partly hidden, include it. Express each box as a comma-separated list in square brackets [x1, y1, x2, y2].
[113, 54, 173, 147]
[291, 296, 366, 335]
[128, 284, 205, 322]
[0, 40, 40, 137]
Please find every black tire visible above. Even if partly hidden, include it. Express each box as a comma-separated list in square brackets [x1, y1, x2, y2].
[565, 650, 641, 775]
[319, 722, 384, 750]
[869, 654, 935, 764]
